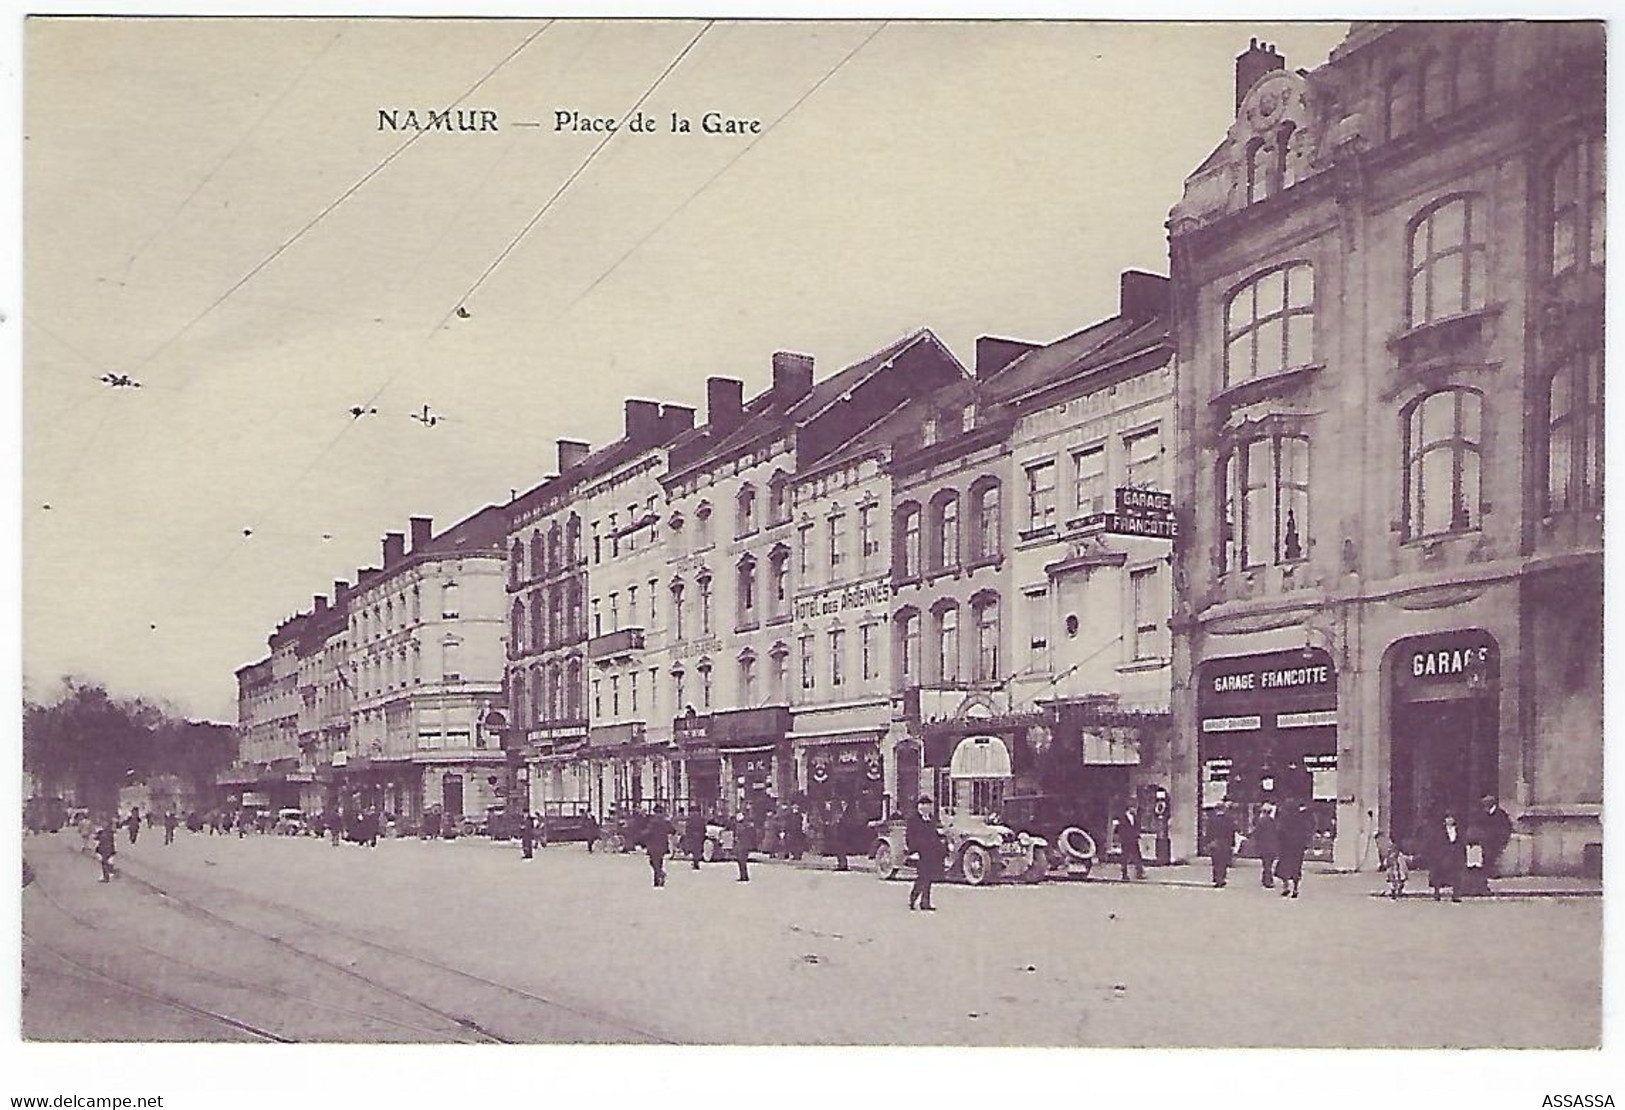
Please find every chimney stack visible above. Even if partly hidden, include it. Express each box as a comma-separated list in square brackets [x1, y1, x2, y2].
[1235, 37, 1286, 113]
[624, 399, 662, 444]
[1119, 270, 1171, 322]
[659, 403, 696, 440]
[333, 580, 349, 604]
[771, 351, 815, 406]
[975, 336, 1039, 380]
[383, 532, 405, 568]
[558, 439, 590, 472]
[706, 376, 745, 432]
[409, 516, 433, 552]
[314, 595, 328, 613]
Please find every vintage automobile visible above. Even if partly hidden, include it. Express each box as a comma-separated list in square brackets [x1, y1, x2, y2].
[991, 794, 1101, 879]
[870, 811, 1051, 886]
[274, 808, 307, 836]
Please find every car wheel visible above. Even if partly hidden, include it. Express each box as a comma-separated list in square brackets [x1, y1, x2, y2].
[960, 843, 993, 886]
[1058, 826, 1096, 863]
[702, 838, 718, 863]
[874, 840, 898, 880]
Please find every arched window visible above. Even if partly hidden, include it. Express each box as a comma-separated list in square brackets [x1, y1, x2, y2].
[931, 492, 960, 571]
[1245, 138, 1269, 204]
[1385, 69, 1417, 141]
[531, 591, 546, 649]
[736, 485, 757, 538]
[510, 599, 524, 653]
[1404, 389, 1483, 539]
[510, 539, 524, 586]
[1220, 434, 1311, 572]
[768, 471, 791, 525]
[1275, 123, 1297, 192]
[970, 479, 1001, 561]
[972, 593, 1001, 683]
[510, 668, 527, 725]
[737, 556, 758, 625]
[934, 603, 960, 684]
[548, 522, 563, 570]
[769, 642, 790, 700]
[768, 545, 790, 618]
[1419, 51, 1448, 122]
[1224, 263, 1315, 387]
[566, 657, 583, 719]
[530, 663, 545, 724]
[1408, 195, 1487, 326]
[1452, 39, 1491, 107]
[1550, 136, 1606, 278]
[738, 650, 757, 706]
[695, 501, 713, 547]
[895, 608, 921, 686]
[670, 579, 686, 641]
[529, 531, 543, 578]
[697, 571, 714, 636]
[1547, 353, 1603, 513]
[696, 658, 713, 710]
[671, 666, 687, 713]
[565, 515, 581, 565]
[895, 503, 922, 578]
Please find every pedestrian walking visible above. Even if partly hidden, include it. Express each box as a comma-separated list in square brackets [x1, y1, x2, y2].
[1276, 801, 1313, 899]
[583, 810, 601, 853]
[1473, 795, 1514, 880]
[906, 796, 946, 911]
[643, 804, 676, 888]
[1252, 802, 1280, 888]
[1207, 802, 1236, 887]
[786, 804, 807, 861]
[1427, 812, 1467, 902]
[95, 823, 117, 882]
[520, 812, 536, 860]
[1377, 829, 1409, 899]
[125, 808, 141, 846]
[76, 812, 94, 855]
[734, 812, 754, 882]
[163, 811, 178, 846]
[1114, 804, 1145, 881]
[684, 808, 706, 870]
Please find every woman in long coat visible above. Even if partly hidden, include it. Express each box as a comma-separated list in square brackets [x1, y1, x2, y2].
[1427, 812, 1467, 902]
[1274, 802, 1313, 899]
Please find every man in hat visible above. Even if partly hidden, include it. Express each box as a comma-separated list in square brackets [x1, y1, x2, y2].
[1207, 802, 1237, 888]
[1475, 795, 1514, 878]
[643, 804, 676, 888]
[905, 796, 947, 911]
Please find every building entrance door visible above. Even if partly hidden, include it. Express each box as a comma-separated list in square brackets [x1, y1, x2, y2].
[442, 774, 465, 820]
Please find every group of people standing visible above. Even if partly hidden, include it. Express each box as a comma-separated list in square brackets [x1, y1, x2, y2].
[1203, 800, 1316, 897]
[1378, 795, 1514, 902]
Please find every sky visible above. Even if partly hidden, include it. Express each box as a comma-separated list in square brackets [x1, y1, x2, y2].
[22, 18, 1350, 722]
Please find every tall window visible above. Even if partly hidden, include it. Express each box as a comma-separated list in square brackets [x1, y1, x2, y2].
[591, 598, 602, 638]
[971, 481, 1001, 560]
[799, 634, 816, 691]
[736, 486, 756, 537]
[737, 558, 757, 624]
[1124, 427, 1162, 489]
[1025, 461, 1057, 531]
[973, 595, 1000, 683]
[1225, 263, 1315, 386]
[696, 504, 712, 548]
[673, 668, 686, 713]
[531, 594, 545, 649]
[1221, 435, 1310, 571]
[629, 670, 639, 714]
[610, 675, 621, 716]
[827, 511, 846, 580]
[511, 600, 524, 653]
[769, 472, 790, 525]
[933, 494, 959, 570]
[935, 606, 960, 684]
[671, 581, 686, 641]
[609, 593, 619, 633]
[859, 505, 878, 571]
[769, 548, 790, 617]
[1408, 195, 1487, 326]
[1073, 445, 1107, 515]
[897, 610, 920, 686]
[567, 658, 582, 719]
[1026, 590, 1048, 665]
[1385, 69, 1417, 141]
[798, 524, 814, 579]
[441, 581, 459, 619]
[1130, 567, 1167, 660]
[771, 648, 789, 701]
[1547, 354, 1603, 513]
[739, 654, 757, 706]
[511, 539, 524, 587]
[896, 505, 921, 578]
[698, 574, 713, 636]
[1404, 389, 1483, 539]
[608, 513, 619, 559]
[1550, 136, 1606, 278]
[1245, 138, 1268, 205]
[860, 624, 876, 682]
[628, 585, 638, 626]
[698, 661, 712, 711]
[829, 629, 845, 687]
[442, 638, 462, 682]
[1276, 123, 1298, 191]
[648, 579, 658, 628]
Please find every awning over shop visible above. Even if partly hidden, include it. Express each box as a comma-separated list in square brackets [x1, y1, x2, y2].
[949, 735, 1013, 779]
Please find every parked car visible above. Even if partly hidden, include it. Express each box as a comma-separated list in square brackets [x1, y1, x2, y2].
[540, 803, 599, 843]
[871, 811, 1050, 886]
[992, 794, 1101, 879]
[275, 808, 307, 835]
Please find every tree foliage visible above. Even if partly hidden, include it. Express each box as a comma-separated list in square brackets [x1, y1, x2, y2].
[22, 676, 236, 814]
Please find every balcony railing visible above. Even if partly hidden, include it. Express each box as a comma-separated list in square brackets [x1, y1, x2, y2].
[587, 626, 646, 662]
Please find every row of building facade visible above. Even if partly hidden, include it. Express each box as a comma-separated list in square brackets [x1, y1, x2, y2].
[224, 22, 1602, 874]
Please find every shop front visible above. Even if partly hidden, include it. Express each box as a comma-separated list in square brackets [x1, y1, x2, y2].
[709, 706, 792, 820]
[1197, 647, 1338, 862]
[1385, 629, 1499, 849]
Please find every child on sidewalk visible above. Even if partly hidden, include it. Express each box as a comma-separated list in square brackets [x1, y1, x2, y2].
[1377, 830, 1409, 900]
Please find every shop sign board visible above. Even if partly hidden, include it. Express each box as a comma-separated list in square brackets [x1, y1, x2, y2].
[793, 576, 890, 622]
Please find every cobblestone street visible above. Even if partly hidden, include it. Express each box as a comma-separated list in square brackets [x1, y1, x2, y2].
[21, 830, 1601, 1047]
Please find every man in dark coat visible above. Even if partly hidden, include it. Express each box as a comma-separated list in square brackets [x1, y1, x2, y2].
[833, 800, 859, 872]
[1252, 802, 1280, 888]
[906, 796, 947, 911]
[582, 810, 600, 853]
[1207, 802, 1237, 887]
[1428, 812, 1467, 902]
[125, 808, 141, 845]
[95, 823, 118, 882]
[1275, 802, 1313, 898]
[643, 804, 676, 888]
[684, 808, 707, 870]
[1115, 804, 1145, 881]
[520, 812, 536, 859]
[1474, 795, 1514, 878]
[734, 812, 754, 882]
[163, 810, 178, 846]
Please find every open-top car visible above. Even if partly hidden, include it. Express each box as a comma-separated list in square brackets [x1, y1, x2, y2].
[991, 794, 1101, 879]
[871, 811, 1051, 886]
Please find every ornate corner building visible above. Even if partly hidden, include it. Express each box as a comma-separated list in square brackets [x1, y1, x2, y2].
[1168, 25, 1603, 874]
